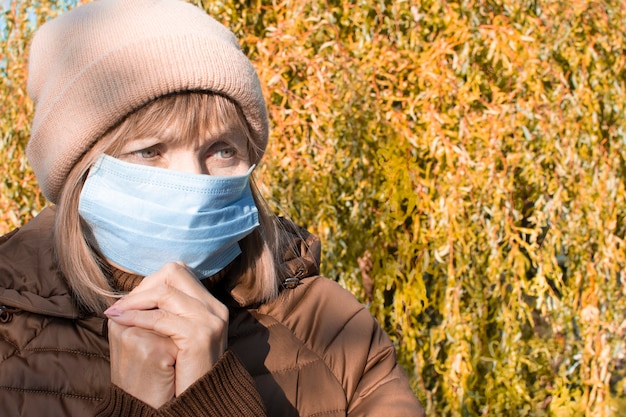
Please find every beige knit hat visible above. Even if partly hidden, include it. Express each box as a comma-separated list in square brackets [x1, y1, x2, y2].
[26, 0, 268, 203]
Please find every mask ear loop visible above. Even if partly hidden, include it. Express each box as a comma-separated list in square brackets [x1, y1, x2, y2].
[246, 164, 257, 176]
[83, 154, 108, 181]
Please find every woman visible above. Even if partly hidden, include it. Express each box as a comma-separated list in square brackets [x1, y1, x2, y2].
[0, 0, 424, 415]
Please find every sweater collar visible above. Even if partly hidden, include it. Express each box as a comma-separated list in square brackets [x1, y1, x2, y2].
[108, 261, 234, 294]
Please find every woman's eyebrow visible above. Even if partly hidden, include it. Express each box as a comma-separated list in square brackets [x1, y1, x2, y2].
[206, 129, 248, 145]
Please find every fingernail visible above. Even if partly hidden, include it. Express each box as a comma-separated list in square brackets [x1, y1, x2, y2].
[104, 306, 124, 317]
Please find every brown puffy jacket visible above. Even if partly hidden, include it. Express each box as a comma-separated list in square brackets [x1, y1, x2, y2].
[0, 207, 424, 416]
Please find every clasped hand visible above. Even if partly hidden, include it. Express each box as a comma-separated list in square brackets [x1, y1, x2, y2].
[104, 262, 229, 408]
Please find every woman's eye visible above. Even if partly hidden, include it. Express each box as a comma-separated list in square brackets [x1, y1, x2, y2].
[213, 147, 236, 159]
[136, 147, 160, 159]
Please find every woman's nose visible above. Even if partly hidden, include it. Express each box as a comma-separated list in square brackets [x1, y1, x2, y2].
[167, 152, 208, 175]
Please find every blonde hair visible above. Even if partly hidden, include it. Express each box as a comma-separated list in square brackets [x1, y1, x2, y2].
[54, 93, 280, 313]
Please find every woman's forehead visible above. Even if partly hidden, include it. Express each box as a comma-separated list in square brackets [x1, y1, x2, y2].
[126, 125, 248, 148]
[116, 93, 250, 145]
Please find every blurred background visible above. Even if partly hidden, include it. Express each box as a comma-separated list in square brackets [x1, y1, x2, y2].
[2, 0, 626, 415]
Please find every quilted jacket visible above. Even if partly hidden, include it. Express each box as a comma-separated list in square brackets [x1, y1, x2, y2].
[0, 206, 424, 416]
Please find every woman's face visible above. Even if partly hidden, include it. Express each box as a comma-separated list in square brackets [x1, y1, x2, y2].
[116, 126, 251, 176]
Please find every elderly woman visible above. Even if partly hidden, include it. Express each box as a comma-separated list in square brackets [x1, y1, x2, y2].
[0, 0, 424, 416]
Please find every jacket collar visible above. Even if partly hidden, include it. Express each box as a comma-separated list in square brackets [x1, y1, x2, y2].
[0, 206, 83, 319]
[229, 217, 321, 307]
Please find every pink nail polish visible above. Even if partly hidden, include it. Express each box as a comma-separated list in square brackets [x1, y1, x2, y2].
[104, 306, 123, 317]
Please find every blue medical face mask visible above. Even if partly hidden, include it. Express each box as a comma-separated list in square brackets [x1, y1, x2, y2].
[78, 154, 259, 278]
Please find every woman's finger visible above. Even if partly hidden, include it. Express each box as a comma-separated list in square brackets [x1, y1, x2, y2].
[106, 297, 227, 343]
[105, 280, 229, 323]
